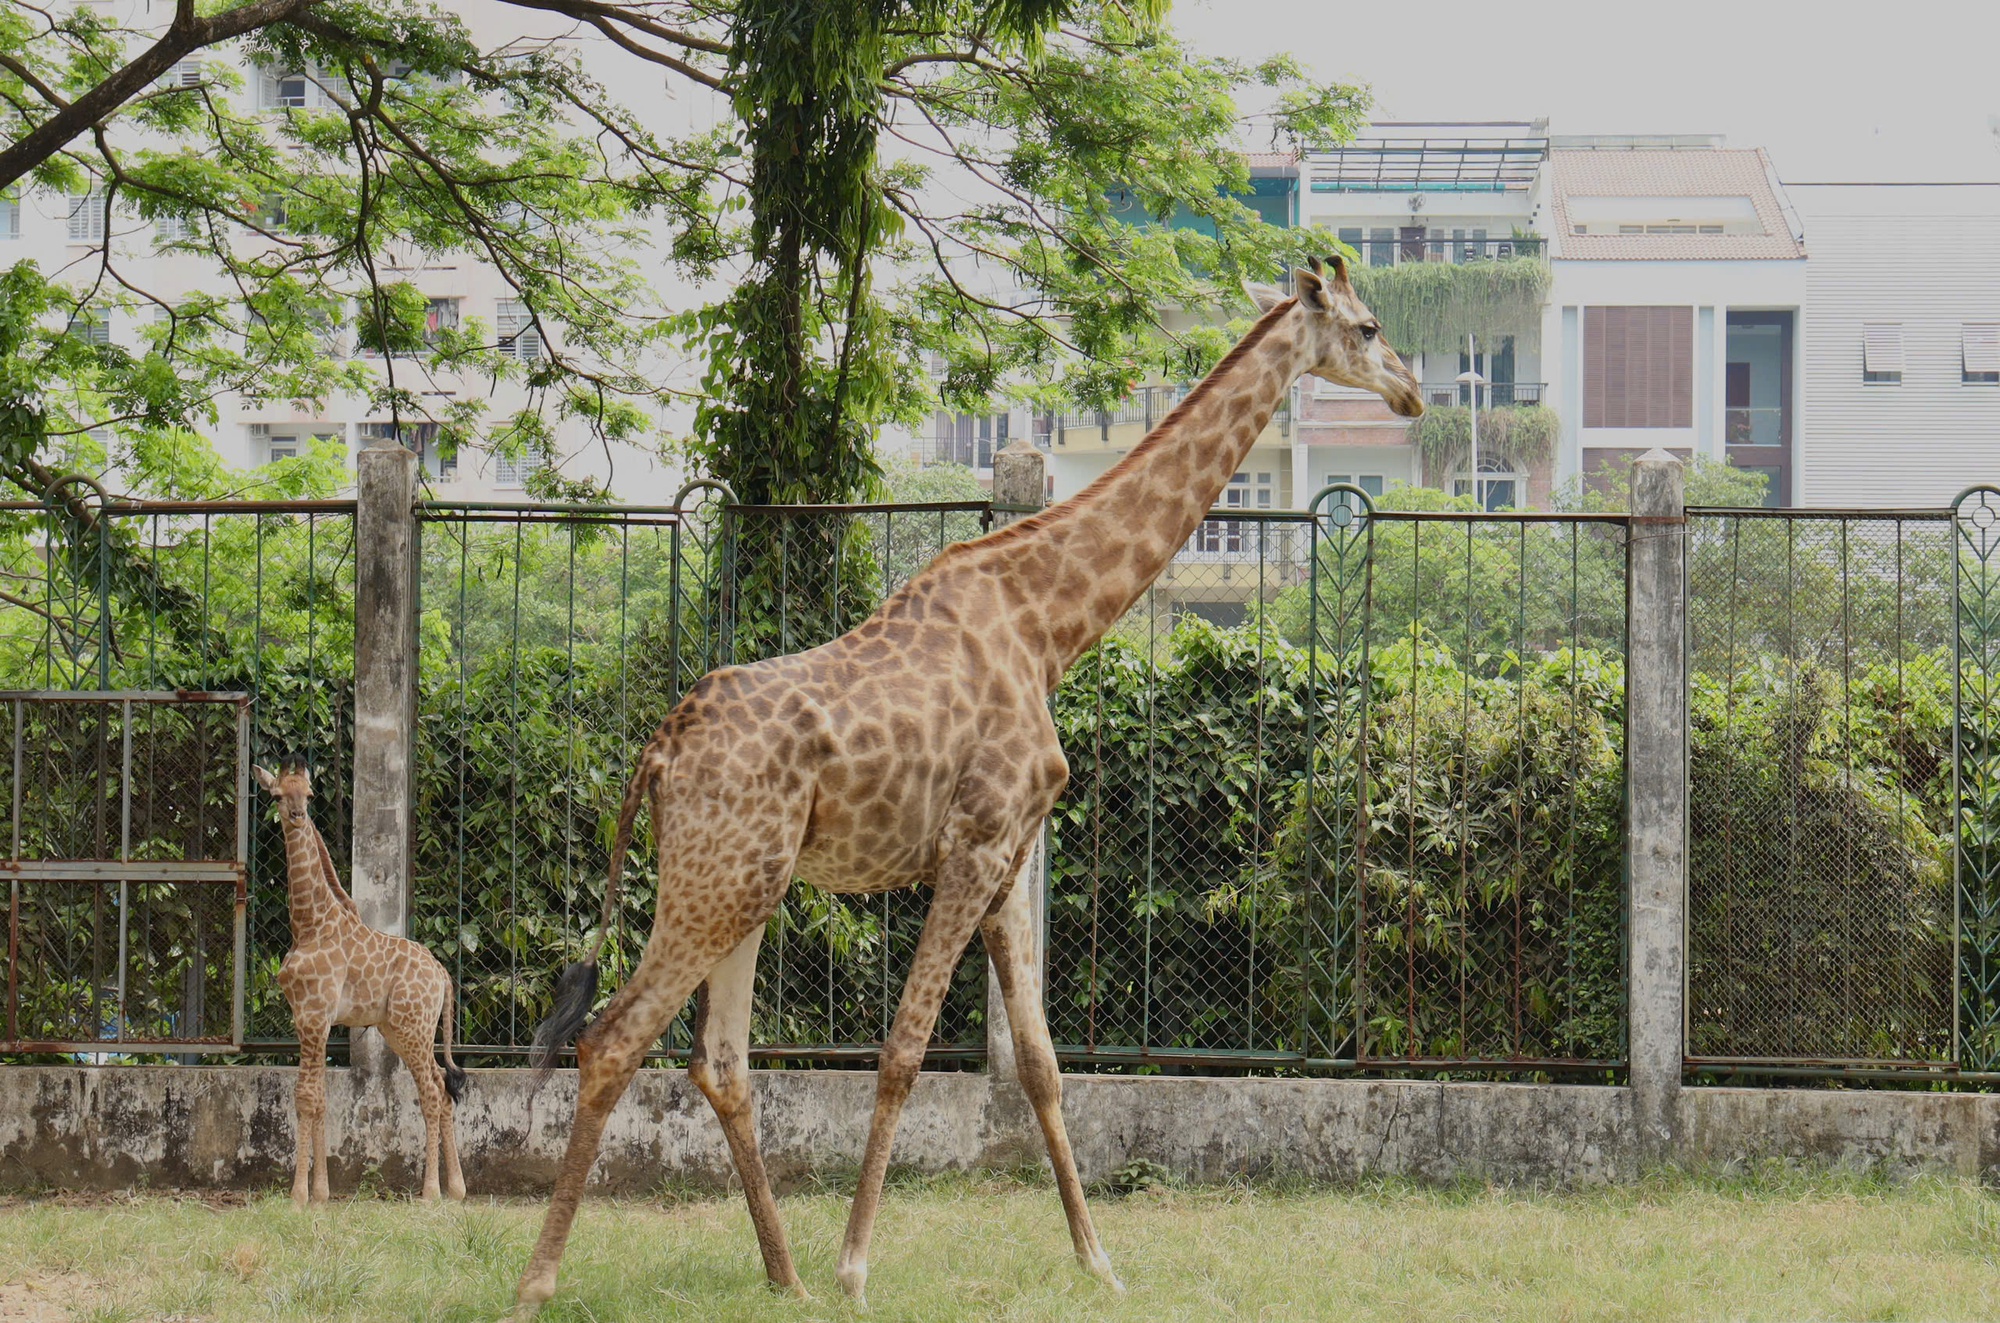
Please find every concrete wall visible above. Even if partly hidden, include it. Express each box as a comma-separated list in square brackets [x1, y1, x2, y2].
[6, 1066, 1998, 1197]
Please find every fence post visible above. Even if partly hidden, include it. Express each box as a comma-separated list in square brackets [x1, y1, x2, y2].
[988, 437, 1048, 1088]
[1627, 449, 1687, 1161]
[349, 436, 419, 1081]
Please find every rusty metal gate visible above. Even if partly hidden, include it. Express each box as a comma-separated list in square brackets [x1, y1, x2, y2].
[2, 691, 249, 1055]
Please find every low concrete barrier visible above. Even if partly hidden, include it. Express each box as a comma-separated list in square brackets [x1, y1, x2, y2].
[6, 1067, 1997, 1196]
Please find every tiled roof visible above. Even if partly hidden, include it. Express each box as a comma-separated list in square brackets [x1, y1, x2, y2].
[1550, 149, 1804, 261]
[1243, 152, 1298, 170]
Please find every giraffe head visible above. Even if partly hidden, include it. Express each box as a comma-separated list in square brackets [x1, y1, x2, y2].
[253, 762, 314, 825]
[1245, 256, 1423, 417]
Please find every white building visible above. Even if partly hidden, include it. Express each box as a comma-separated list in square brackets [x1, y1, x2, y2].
[1541, 138, 1808, 503]
[1787, 183, 2000, 506]
[7, 10, 701, 504]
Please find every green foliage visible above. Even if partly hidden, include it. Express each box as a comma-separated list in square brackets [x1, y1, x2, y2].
[1408, 404, 1559, 484]
[1346, 257, 1551, 359]
[1557, 454, 1772, 511]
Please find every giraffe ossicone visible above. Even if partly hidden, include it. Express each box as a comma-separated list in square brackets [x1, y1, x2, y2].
[256, 761, 468, 1206]
[511, 258, 1421, 1316]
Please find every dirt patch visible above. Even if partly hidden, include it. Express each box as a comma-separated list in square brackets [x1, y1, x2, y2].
[0, 1272, 97, 1322]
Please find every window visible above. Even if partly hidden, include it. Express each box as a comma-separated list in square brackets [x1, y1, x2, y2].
[0, 192, 18, 240]
[1320, 473, 1386, 506]
[1584, 306, 1693, 428]
[423, 298, 460, 344]
[1862, 324, 1903, 385]
[1962, 325, 1999, 386]
[496, 299, 543, 361]
[262, 69, 316, 109]
[268, 433, 300, 462]
[1367, 227, 1394, 268]
[162, 58, 203, 89]
[360, 420, 451, 477]
[1454, 465, 1522, 511]
[67, 190, 107, 244]
[66, 313, 110, 346]
[154, 213, 196, 244]
[494, 446, 543, 488]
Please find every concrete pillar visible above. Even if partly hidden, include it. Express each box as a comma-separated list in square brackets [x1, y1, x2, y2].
[1627, 449, 1687, 1160]
[987, 437, 1048, 1086]
[349, 437, 419, 1080]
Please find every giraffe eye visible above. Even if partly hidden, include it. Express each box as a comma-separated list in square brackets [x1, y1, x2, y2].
[1360, 322, 1379, 341]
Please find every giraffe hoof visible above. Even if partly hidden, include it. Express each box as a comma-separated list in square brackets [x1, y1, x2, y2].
[1083, 1251, 1124, 1293]
[835, 1260, 867, 1308]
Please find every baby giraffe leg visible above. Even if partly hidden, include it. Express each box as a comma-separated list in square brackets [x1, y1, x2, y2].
[292, 1020, 329, 1208]
[384, 1024, 445, 1201]
[689, 925, 803, 1295]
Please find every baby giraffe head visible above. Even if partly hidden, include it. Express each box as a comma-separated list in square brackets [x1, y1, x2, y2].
[253, 761, 314, 826]
[1245, 255, 1424, 418]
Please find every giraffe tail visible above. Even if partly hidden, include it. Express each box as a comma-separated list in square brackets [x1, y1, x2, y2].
[527, 746, 659, 1090]
[438, 975, 467, 1104]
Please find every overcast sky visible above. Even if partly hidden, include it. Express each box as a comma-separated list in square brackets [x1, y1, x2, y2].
[1172, 0, 2000, 182]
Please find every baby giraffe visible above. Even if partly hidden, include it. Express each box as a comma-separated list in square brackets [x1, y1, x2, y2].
[256, 762, 467, 1205]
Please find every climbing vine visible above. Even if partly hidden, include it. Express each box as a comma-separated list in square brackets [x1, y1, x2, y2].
[1409, 403, 1559, 482]
[1348, 256, 1551, 359]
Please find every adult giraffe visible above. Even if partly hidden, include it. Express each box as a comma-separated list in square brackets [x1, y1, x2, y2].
[514, 257, 1422, 1315]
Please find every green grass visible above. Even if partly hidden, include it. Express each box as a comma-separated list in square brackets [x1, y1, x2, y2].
[6, 1167, 2000, 1321]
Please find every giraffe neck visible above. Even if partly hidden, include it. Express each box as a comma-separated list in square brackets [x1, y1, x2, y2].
[282, 816, 346, 941]
[1004, 301, 1310, 677]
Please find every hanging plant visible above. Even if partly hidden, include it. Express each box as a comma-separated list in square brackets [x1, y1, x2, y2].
[1349, 257, 1552, 358]
[1410, 403, 1558, 479]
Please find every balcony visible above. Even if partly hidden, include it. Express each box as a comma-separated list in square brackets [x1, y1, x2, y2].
[1044, 385, 1290, 451]
[1341, 234, 1546, 268]
[1422, 382, 1547, 409]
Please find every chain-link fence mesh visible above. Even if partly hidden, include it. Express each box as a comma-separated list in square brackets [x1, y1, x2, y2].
[1353, 512, 1629, 1067]
[2, 499, 356, 1059]
[1687, 510, 1955, 1065]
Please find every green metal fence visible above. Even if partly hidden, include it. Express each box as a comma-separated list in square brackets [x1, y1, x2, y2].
[1956, 487, 2000, 1072]
[0, 486, 357, 1053]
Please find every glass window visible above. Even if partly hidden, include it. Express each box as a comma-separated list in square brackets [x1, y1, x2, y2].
[1962, 325, 1999, 385]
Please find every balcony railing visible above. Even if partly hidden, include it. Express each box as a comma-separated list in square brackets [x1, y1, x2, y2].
[1421, 381, 1547, 408]
[1725, 406, 1785, 447]
[1341, 234, 1546, 268]
[1047, 386, 1290, 445]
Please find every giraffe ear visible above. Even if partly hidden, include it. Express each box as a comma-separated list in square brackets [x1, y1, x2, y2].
[1242, 279, 1288, 314]
[1292, 265, 1333, 313]
[252, 764, 278, 794]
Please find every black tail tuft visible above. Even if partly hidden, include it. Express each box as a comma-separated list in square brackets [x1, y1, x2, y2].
[529, 960, 600, 1087]
[441, 1058, 468, 1104]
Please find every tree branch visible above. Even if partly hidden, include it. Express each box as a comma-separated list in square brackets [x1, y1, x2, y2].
[0, 0, 328, 193]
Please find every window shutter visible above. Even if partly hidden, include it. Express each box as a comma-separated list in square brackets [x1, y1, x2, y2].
[1863, 324, 1903, 376]
[68, 192, 105, 243]
[1585, 306, 1692, 428]
[1963, 325, 2000, 376]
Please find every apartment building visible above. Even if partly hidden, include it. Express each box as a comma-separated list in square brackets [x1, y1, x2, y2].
[1787, 183, 2000, 506]
[10, 38, 687, 502]
[1542, 138, 1808, 503]
[911, 121, 1992, 515]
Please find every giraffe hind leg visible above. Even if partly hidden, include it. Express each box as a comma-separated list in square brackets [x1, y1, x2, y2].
[383, 1021, 447, 1202]
[982, 872, 1121, 1290]
[690, 924, 804, 1295]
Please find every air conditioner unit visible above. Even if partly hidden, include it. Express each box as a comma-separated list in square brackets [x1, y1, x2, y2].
[248, 423, 270, 436]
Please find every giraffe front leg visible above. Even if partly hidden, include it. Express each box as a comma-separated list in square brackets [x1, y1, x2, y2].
[836, 836, 1004, 1307]
[293, 1021, 329, 1209]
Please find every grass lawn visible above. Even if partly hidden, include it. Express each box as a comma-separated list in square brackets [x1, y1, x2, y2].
[4, 1167, 2000, 1321]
